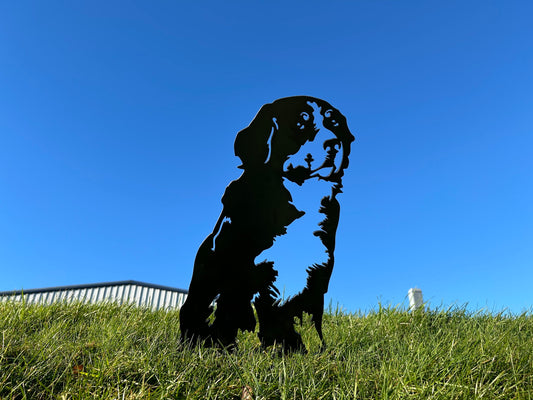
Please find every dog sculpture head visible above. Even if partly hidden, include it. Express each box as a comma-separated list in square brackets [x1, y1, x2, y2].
[234, 96, 355, 185]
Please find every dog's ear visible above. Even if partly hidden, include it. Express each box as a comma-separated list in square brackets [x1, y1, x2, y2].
[234, 103, 276, 169]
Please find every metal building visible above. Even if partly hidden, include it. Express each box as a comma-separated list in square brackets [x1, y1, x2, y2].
[0, 280, 188, 311]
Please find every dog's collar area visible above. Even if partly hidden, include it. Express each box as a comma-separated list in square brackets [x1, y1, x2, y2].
[283, 164, 342, 186]
[283, 164, 311, 186]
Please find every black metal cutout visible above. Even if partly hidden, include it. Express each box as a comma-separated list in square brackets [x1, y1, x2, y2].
[180, 96, 354, 351]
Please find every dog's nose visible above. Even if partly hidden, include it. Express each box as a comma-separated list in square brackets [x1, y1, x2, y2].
[323, 138, 341, 150]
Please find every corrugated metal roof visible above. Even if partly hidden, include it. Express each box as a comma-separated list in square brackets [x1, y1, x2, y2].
[0, 280, 188, 311]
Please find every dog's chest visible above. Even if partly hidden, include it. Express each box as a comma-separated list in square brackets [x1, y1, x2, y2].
[257, 178, 334, 296]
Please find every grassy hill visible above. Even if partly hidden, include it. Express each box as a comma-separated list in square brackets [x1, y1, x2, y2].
[1, 301, 532, 399]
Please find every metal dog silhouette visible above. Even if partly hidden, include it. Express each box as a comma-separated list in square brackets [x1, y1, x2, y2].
[180, 96, 354, 351]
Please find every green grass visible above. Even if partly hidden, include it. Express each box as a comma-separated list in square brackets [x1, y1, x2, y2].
[1, 301, 532, 399]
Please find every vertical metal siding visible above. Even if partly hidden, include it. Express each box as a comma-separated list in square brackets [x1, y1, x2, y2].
[0, 281, 188, 311]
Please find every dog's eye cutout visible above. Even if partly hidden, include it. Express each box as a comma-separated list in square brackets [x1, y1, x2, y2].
[296, 112, 311, 131]
[324, 109, 340, 127]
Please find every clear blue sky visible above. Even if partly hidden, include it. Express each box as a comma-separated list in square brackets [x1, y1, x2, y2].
[1, 1, 532, 314]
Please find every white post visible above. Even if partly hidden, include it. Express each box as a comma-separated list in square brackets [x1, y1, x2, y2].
[408, 288, 424, 311]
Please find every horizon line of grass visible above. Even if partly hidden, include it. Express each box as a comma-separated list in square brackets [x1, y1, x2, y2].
[1, 300, 532, 399]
